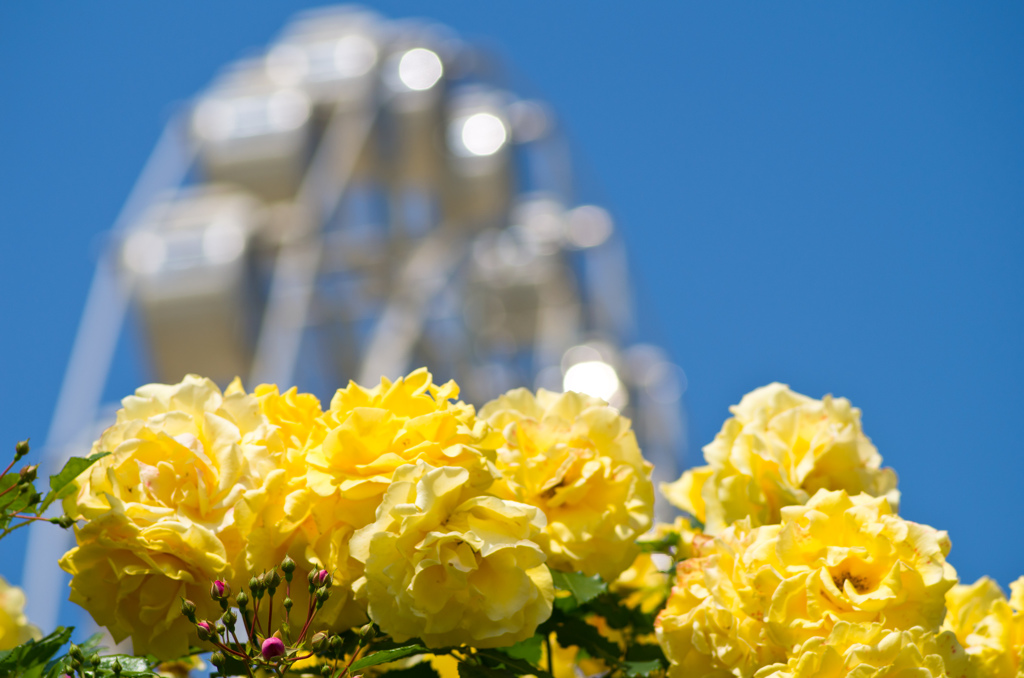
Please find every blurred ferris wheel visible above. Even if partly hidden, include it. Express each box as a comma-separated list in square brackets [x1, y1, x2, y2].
[24, 5, 687, 632]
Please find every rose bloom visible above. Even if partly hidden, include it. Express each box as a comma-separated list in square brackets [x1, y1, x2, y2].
[302, 369, 499, 616]
[656, 490, 958, 678]
[60, 375, 279, 658]
[306, 369, 498, 529]
[479, 388, 655, 582]
[0, 575, 40, 650]
[943, 576, 1024, 678]
[663, 383, 898, 534]
[350, 461, 553, 648]
[753, 622, 969, 678]
[236, 382, 368, 633]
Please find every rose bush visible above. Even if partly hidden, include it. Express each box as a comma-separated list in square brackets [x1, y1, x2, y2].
[0, 376, 1008, 678]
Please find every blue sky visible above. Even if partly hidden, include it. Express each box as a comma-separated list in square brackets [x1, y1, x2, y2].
[1, 0, 1022, 617]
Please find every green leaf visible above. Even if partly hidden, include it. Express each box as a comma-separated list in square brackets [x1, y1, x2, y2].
[585, 595, 656, 634]
[637, 532, 680, 553]
[478, 648, 552, 678]
[550, 570, 606, 606]
[498, 634, 543, 665]
[216, 653, 251, 677]
[78, 632, 107, 654]
[98, 654, 159, 674]
[0, 626, 73, 676]
[0, 486, 33, 516]
[551, 617, 619, 664]
[373, 660, 441, 678]
[457, 661, 515, 678]
[0, 475, 18, 494]
[622, 659, 663, 677]
[350, 643, 428, 670]
[41, 452, 109, 511]
[623, 644, 666, 664]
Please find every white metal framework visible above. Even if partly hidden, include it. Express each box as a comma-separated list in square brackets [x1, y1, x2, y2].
[24, 6, 687, 633]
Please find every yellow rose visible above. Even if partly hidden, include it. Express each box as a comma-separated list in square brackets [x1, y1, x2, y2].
[60, 375, 279, 658]
[656, 490, 957, 678]
[236, 383, 367, 633]
[656, 523, 786, 678]
[254, 383, 323, 472]
[302, 369, 498, 623]
[943, 577, 1024, 678]
[350, 462, 553, 648]
[307, 369, 497, 529]
[479, 388, 655, 582]
[0, 575, 40, 650]
[753, 622, 969, 678]
[662, 383, 898, 534]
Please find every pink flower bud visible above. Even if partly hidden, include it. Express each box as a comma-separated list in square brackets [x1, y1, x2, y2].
[210, 579, 230, 599]
[261, 636, 286, 661]
[318, 569, 329, 585]
[196, 620, 214, 641]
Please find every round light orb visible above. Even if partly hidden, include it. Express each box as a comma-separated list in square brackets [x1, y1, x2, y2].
[398, 48, 443, 91]
[563, 360, 620, 403]
[458, 112, 508, 157]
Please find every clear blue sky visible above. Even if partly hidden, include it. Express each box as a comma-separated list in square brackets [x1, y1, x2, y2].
[1, 0, 1022, 611]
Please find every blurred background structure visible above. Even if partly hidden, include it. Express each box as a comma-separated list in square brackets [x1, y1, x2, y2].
[2, 0, 1022, 649]
[15, 6, 687, 633]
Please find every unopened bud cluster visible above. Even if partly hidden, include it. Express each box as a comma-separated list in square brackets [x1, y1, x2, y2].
[64, 642, 111, 677]
[180, 554, 344, 674]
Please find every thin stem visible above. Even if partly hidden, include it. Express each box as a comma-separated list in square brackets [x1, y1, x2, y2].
[241, 606, 254, 644]
[333, 634, 369, 678]
[545, 633, 554, 676]
[0, 457, 19, 484]
[267, 587, 274, 636]
[12, 514, 49, 522]
[215, 640, 252, 663]
[296, 595, 317, 645]
[228, 622, 246, 653]
[0, 517, 37, 540]
[252, 595, 265, 637]
[284, 580, 292, 644]
[0, 482, 22, 500]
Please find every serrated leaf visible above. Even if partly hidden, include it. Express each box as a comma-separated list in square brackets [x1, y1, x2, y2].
[622, 659, 662, 677]
[98, 654, 158, 673]
[0, 626, 73, 675]
[551, 617, 619, 664]
[498, 634, 543, 665]
[79, 633, 107, 653]
[479, 648, 552, 678]
[350, 643, 428, 670]
[0, 486, 33, 515]
[550, 570, 605, 605]
[0, 475, 18, 496]
[42, 452, 109, 511]
[216, 653, 250, 677]
[375, 660, 441, 678]
[585, 595, 656, 634]
[624, 644, 666, 664]
[457, 661, 515, 678]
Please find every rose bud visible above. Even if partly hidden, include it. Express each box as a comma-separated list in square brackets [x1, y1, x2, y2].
[261, 636, 286, 661]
